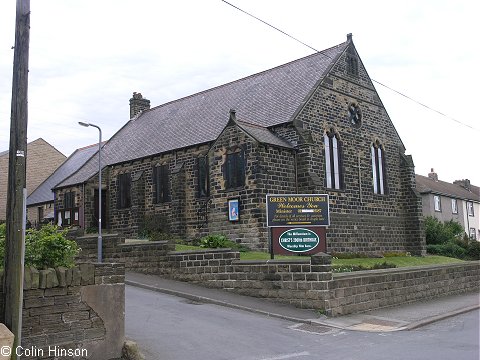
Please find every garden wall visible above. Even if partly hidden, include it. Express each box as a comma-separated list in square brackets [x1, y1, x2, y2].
[71, 234, 480, 316]
[0, 263, 125, 360]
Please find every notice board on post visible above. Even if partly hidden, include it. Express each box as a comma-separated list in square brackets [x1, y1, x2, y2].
[266, 194, 330, 256]
[266, 194, 330, 227]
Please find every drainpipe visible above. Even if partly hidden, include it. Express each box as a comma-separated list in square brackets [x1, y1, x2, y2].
[465, 200, 470, 238]
[294, 148, 299, 193]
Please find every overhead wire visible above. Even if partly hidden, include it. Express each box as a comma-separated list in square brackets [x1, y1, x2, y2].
[221, 0, 478, 132]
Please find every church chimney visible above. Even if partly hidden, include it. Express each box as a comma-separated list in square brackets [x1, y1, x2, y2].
[129, 92, 150, 119]
[428, 168, 438, 182]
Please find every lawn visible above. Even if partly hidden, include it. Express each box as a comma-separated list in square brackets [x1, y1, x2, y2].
[174, 244, 464, 268]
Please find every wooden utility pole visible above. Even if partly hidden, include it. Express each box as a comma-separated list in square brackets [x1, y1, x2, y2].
[3, 0, 30, 356]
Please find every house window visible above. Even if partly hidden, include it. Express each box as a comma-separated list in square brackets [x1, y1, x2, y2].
[197, 156, 210, 198]
[153, 164, 170, 204]
[324, 130, 344, 190]
[117, 173, 131, 209]
[469, 228, 477, 240]
[62, 191, 78, 226]
[224, 149, 245, 190]
[434, 195, 441, 212]
[371, 141, 387, 195]
[64, 191, 75, 209]
[467, 202, 474, 216]
[451, 199, 458, 214]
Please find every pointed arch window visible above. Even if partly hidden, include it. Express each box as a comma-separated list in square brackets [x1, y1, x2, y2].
[324, 130, 344, 190]
[371, 141, 387, 195]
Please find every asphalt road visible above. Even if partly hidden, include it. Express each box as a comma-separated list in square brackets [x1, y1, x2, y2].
[125, 285, 480, 360]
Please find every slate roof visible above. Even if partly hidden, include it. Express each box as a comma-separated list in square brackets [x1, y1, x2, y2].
[56, 41, 348, 188]
[236, 120, 293, 149]
[415, 174, 480, 203]
[27, 143, 99, 205]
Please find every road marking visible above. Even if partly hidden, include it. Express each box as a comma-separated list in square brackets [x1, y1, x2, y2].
[260, 352, 310, 360]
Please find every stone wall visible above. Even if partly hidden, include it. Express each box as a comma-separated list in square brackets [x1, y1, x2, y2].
[127, 246, 479, 316]
[327, 262, 480, 316]
[0, 263, 125, 360]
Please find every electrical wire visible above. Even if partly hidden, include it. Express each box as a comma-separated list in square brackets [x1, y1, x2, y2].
[221, 0, 478, 132]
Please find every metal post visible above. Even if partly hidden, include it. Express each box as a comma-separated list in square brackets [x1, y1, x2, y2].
[79, 122, 102, 262]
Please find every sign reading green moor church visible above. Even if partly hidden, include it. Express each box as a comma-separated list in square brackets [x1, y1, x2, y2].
[266, 194, 330, 227]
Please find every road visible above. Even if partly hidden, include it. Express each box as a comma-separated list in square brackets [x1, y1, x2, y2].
[125, 285, 480, 360]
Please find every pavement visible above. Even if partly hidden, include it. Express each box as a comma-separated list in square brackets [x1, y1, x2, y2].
[126, 271, 480, 332]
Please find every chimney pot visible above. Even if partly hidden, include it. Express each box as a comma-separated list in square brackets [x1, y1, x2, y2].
[428, 168, 438, 182]
[129, 92, 150, 119]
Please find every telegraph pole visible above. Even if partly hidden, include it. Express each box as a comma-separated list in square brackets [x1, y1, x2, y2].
[3, 0, 30, 356]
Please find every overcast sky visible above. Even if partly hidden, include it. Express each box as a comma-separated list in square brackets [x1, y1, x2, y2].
[0, 0, 478, 185]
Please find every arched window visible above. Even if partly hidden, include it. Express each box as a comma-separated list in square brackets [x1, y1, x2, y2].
[324, 130, 343, 190]
[371, 141, 387, 195]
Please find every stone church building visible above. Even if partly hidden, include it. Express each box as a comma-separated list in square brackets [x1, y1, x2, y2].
[54, 35, 426, 255]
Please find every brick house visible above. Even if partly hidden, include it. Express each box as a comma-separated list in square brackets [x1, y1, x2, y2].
[0, 138, 66, 221]
[54, 35, 426, 255]
[416, 169, 480, 240]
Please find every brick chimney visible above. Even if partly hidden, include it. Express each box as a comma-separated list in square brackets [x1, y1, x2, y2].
[454, 179, 471, 191]
[129, 92, 150, 119]
[428, 168, 438, 182]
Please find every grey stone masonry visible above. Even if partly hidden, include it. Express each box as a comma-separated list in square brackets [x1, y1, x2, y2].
[1, 263, 125, 360]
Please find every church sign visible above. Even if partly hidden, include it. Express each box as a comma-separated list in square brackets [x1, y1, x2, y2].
[266, 194, 330, 227]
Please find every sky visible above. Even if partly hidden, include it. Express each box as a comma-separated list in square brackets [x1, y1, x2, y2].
[0, 0, 479, 185]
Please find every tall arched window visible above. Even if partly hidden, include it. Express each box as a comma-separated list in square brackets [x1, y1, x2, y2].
[371, 141, 387, 194]
[324, 130, 343, 190]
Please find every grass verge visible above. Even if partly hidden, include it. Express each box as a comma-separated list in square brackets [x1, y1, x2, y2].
[174, 244, 464, 269]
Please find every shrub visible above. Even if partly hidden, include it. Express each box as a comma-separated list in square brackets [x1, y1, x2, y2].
[427, 242, 467, 259]
[425, 217, 463, 245]
[24, 224, 80, 269]
[198, 234, 249, 252]
[199, 234, 231, 248]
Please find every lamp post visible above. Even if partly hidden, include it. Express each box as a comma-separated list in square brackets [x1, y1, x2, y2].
[79, 122, 103, 263]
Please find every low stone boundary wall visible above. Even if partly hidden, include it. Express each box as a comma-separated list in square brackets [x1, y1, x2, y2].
[0, 263, 125, 360]
[70, 234, 480, 316]
[327, 262, 480, 316]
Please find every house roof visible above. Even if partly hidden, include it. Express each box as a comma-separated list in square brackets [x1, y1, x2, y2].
[415, 174, 480, 203]
[27, 143, 99, 206]
[56, 40, 348, 188]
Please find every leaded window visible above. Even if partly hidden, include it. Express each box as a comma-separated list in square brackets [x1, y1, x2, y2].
[224, 149, 245, 190]
[117, 173, 131, 209]
[153, 164, 170, 204]
[324, 130, 344, 190]
[197, 156, 210, 198]
[371, 141, 387, 195]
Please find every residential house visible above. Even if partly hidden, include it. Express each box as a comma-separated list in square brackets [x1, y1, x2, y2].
[54, 34, 426, 255]
[416, 169, 480, 240]
[26, 143, 99, 227]
[0, 138, 66, 221]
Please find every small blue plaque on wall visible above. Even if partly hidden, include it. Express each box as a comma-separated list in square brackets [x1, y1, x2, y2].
[228, 199, 239, 222]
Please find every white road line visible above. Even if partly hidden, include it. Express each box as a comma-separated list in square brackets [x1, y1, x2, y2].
[260, 351, 310, 360]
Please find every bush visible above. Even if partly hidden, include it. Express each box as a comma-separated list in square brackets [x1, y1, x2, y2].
[198, 234, 249, 252]
[25, 224, 80, 269]
[199, 234, 231, 248]
[424, 216, 479, 260]
[425, 217, 463, 245]
[0, 224, 80, 269]
[427, 242, 467, 259]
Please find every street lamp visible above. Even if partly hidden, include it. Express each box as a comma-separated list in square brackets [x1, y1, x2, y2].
[78, 121, 103, 263]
